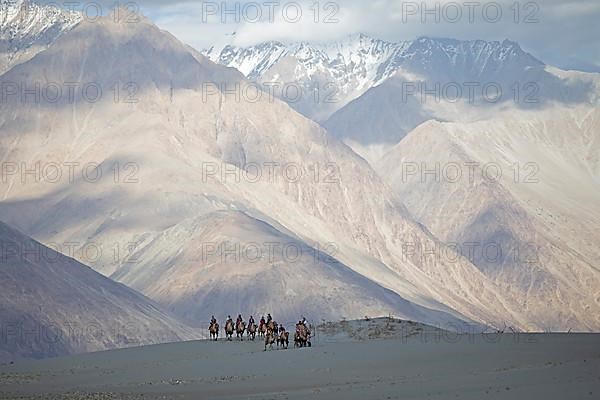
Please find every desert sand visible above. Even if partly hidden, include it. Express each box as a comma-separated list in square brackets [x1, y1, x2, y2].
[1, 319, 598, 400]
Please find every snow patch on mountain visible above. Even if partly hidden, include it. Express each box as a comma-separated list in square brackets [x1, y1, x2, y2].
[0, 0, 81, 74]
[202, 34, 544, 121]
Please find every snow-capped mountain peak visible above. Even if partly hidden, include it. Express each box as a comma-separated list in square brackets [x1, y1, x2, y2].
[0, 0, 82, 74]
[203, 33, 540, 80]
[202, 34, 543, 121]
[0, 0, 81, 38]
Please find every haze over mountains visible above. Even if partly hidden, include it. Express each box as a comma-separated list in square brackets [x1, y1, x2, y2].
[0, 221, 198, 362]
[1, 12, 501, 330]
[110, 210, 467, 328]
[377, 108, 600, 331]
[206, 34, 600, 332]
[1, 0, 599, 360]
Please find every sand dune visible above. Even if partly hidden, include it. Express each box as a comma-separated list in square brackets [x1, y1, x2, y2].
[0, 318, 598, 400]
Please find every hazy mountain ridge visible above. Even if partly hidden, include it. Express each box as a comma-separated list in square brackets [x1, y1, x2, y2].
[111, 210, 471, 328]
[376, 108, 600, 330]
[0, 221, 199, 362]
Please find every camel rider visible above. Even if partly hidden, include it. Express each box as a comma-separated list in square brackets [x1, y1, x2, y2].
[303, 318, 311, 337]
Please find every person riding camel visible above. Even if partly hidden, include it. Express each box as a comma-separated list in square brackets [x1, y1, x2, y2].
[302, 317, 311, 340]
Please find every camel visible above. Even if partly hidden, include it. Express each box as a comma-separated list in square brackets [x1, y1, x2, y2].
[264, 328, 276, 351]
[294, 323, 311, 348]
[267, 319, 275, 334]
[225, 320, 234, 341]
[277, 329, 289, 349]
[236, 320, 246, 341]
[209, 321, 219, 341]
[247, 322, 257, 340]
[258, 321, 267, 338]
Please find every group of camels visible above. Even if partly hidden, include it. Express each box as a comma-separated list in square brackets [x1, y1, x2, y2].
[208, 315, 312, 351]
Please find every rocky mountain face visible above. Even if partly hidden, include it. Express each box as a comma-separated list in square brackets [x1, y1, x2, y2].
[111, 210, 468, 328]
[376, 107, 600, 331]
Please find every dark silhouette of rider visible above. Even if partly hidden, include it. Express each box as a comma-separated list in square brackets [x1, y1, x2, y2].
[249, 315, 255, 326]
